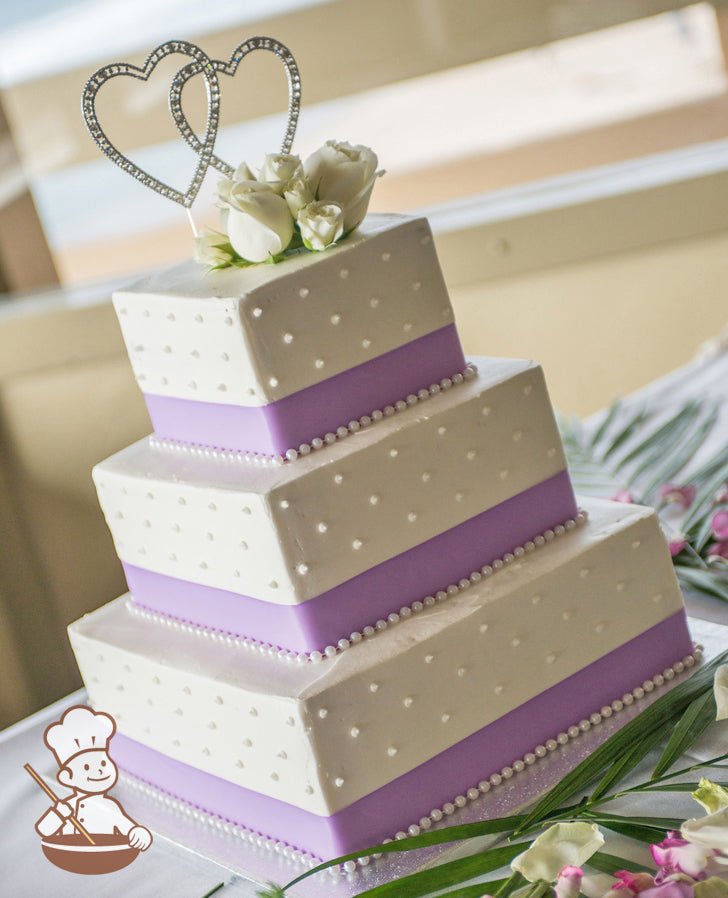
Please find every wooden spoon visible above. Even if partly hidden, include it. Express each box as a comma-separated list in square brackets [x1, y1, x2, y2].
[24, 763, 96, 845]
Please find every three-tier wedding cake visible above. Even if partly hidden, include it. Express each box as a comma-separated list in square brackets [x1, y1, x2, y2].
[68, 211, 693, 861]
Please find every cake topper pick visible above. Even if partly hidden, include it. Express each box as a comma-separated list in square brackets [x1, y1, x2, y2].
[81, 36, 381, 265]
[82, 40, 220, 210]
[169, 37, 301, 179]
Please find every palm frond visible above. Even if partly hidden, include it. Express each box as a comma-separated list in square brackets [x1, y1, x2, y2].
[558, 397, 728, 604]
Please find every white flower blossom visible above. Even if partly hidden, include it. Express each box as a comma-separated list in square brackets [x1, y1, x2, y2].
[297, 201, 344, 251]
[511, 822, 604, 883]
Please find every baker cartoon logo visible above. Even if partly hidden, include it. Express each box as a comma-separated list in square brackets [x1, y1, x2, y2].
[24, 705, 152, 874]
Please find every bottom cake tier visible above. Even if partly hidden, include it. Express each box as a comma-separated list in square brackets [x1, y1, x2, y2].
[69, 497, 694, 861]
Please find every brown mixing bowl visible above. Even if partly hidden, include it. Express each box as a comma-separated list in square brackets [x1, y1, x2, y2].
[41, 833, 139, 874]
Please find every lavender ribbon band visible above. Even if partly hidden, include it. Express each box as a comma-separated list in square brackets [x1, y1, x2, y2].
[124, 471, 578, 654]
[143, 324, 466, 455]
[111, 610, 693, 860]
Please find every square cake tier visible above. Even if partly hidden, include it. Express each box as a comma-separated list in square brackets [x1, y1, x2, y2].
[114, 214, 466, 455]
[93, 357, 577, 653]
[70, 497, 693, 861]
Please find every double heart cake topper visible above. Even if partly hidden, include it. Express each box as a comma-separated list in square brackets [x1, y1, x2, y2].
[82, 37, 301, 210]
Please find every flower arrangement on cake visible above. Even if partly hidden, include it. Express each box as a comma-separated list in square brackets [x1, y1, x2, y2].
[194, 141, 383, 267]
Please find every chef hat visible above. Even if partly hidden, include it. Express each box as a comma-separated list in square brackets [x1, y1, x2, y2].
[44, 705, 116, 767]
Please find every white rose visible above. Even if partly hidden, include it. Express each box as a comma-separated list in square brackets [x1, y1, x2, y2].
[284, 176, 314, 217]
[298, 201, 344, 251]
[233, 160, 255, 181]
[258, 153, 303, 194]
[223, 180, 294, 262]
[303, 140, 382, 232]
[193, 230, 235, 267]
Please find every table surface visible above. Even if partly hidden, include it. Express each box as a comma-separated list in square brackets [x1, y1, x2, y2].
[2, 343, 727, 897]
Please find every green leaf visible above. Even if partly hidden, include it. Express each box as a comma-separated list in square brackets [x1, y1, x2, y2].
[200, 885, 226, 898]
[637, 780, 728, 794]
[624, 404, 701, 488]
[514, 650, 728, 835]
[598, 404, 649, 462]
[423, 878, 531, 898]
[585, 814, 679, 843]
[282, 816, 527, 892]
[589, 725, 667, 801]
[588, 399, 623, 450]
[328, 842, 524, 898]
[652, 689, 718, 778]
[587, 851, 649, 875]
[675, 566, 728, 602]
[681, 460, 728, 533]
[433, 881, 516, 898]
[256, 886, 286, 898]
[640, 410, 718, 500]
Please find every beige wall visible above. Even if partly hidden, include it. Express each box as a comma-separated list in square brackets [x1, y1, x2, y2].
[451, 229, 728, 416]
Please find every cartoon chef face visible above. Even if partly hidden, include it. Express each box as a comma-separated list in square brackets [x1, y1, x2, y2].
[58, 749, 119, 794]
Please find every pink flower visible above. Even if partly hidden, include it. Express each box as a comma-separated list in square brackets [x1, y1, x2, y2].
[659, 484, 696, 510]
[711, 511, 728, 541]
[613, 871, 658, 894]
[555, 866, 584, 898]
[706, 541, 728, 560]
[669, 539, 688, 557]
[651, 835, 714, 879]
[611, 490, 635, 504]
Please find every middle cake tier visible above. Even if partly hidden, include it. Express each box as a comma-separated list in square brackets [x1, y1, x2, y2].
[93, 356, 578, 654]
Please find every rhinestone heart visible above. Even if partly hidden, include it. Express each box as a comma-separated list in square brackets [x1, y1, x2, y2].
[82, 40, 220, 209]
[169, 36, 302, 179]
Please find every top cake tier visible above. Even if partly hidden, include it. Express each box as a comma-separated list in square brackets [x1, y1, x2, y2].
[114, 214, 466, 455]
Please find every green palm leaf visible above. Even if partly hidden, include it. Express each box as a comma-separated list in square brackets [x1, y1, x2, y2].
[587, 852, 649, 876]
[558, 397, 728, 603]
[651, 690, 718, 779]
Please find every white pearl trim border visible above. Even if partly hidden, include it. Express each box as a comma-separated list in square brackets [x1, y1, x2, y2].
[149, 363, 478, 465]
[126, 509, 589, 663]
[116, 645, 702, 873]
